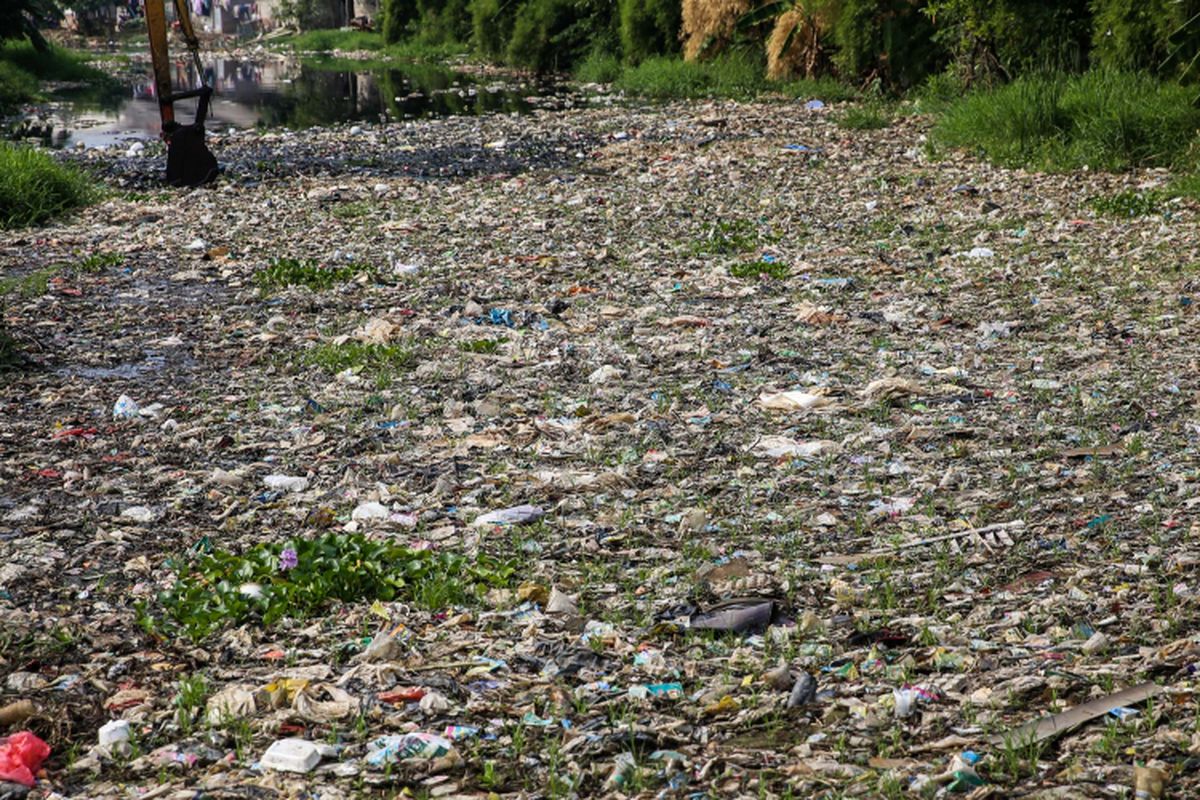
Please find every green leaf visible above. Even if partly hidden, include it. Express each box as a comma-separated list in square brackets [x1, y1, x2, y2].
[736, 1, 788, 32]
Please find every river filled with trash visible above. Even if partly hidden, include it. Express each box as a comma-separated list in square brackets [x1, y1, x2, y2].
[2, 91, 1200, 799]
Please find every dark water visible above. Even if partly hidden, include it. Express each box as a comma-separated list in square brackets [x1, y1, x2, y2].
[8, 57, 568, 149]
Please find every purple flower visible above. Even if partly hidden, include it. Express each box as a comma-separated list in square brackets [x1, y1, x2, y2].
[279, 548, 298, 571]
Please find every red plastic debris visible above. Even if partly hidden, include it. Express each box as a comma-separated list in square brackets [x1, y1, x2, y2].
[0, 731, 51, 787]
[52, 426, 98, 440]
[378, 687, 426, 704]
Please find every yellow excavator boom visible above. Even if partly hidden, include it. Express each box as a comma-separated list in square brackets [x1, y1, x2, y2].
[145, 0, 218, 186]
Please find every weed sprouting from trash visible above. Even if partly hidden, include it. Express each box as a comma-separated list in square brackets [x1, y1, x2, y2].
[147, 533, 515, 640]
[73, 251, 123, 272]
[253, 257, 375, 292]
[836, 104, 893, 130]
[0, 267, 57, 298]
[298, 340, 417, 381]
[459, 337, 508, 354]
[729, 259, 790, 280]
[1089, 190, 1162, 218]
[173, 673, 210, 733]
[690, 219, 770, 256]
[1, 251, 123, 300]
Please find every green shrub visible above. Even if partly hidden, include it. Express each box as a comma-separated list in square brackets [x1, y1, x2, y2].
[416, 0, 473, 44]
[1090, 0, 1200, 80]
[507, 0, 617, 72]
[833, 0, 943, 89]
[470, 0, 515, 58]
[299, 340, 416, 383]
[836, 101, 893, 129]
[0, 144, 96, 229]
[382, 0, 419, 43]
[277, 0, 343, 29]
[933, 70, 1200, 171]
[0, 60, 37, 109]
[614, 51, 765, 98]
[1167, 173, 1200, 201]
[618, 0, 681, 63]
[923, 0, 1092, 84]
[912, 67, 962, 112]
[0, 41, 101, 83]
[506, 0, 567, 72]
[574, 48, 622, 81]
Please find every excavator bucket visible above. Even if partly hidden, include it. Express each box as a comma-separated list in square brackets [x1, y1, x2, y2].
[165, 123, 219, 188]
[146, 0, 219, 188]
[164, 90, 219, 188]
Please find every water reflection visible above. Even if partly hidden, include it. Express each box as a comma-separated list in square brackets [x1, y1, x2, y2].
[7, 58, 556, 149]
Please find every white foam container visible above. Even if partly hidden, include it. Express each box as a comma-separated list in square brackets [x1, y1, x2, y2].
[260, 738, 321, 773]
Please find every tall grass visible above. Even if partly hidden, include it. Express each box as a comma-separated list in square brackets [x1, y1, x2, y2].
[0, 61, 38, 108]
[933, 70, 1200, 172]
[0, 41, 104, 83]
[606, 52, 857, 101]
[0, 41, 120, 114]
[0, 144, 97, 229]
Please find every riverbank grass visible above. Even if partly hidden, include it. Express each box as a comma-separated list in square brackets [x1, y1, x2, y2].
[0, 40, 119, 112]
[577, 52, 857, 102]
[932, 70, 1200, 172]
[0, 144, 96, 229]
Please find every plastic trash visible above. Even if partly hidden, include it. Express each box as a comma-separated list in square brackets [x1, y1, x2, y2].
[120, 505, 158, 523]
[689, 599, 777, 633]
[0, 732, 50, 787]
[472, 504, 544, 527]
[97, 719, 132, 756]
[351, 501, 389, 521]
[628, 682, 684, 700]
[365, 733, 453, 766]
[605, 752, 636, 788]
[206, 686, 257, 724]
[358, 623, 410, 663]
[757, 391, 833, 411]
[112, 394, 140, 420]
[1081, 631, 1109, 654]
[787, 672, 817, 708]
[545, 587, 579, 615]
[262, 474, 309, 493]
[893, 687, 917, 718]
[588, 364, 623, 384]
[752, 436, 838, 459]
[259, 738, 321, 774]
[1135, 764, 1167, 799]
[0, 703, 34, 727]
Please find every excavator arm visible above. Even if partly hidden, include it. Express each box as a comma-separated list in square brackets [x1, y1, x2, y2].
[145, 0, 219, 186]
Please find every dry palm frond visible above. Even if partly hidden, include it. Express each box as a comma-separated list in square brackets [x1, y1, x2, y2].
[765, 2, 836, 79]
[682, 0, 753, 60]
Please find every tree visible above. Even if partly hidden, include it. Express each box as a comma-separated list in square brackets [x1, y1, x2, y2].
[278, 0, 348, 29]
[0, 0, 57, 49]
